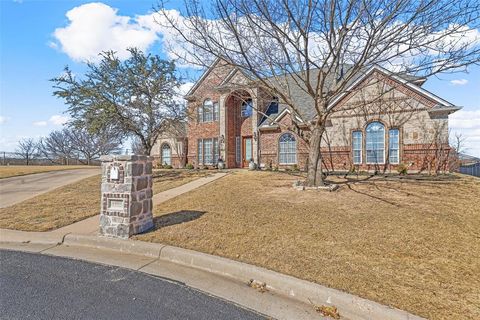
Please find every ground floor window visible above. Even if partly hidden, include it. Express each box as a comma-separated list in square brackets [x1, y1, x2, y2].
[279, 133, 297, 164]
[197, 138, 219, 165]
[366, 121, 385, 164]
[389, 129, 400, 164]
[352, 131, 362, 164]
[235, 136, 241, 165]
[161, 143, 171, 166]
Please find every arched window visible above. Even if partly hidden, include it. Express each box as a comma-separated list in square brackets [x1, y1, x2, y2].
[366, 122, 385, 164]
[203, 99, 214, 122]
[279, 133, 297, 164]
[161, 143, 171, 166]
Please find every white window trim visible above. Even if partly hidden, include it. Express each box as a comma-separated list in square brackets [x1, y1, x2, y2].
[198, 138, 219, 166]
[278, 133, 297, 165]
[365, 122, 386, 165]
[352, 131, 362, 165]
[389, 129, 400, 164]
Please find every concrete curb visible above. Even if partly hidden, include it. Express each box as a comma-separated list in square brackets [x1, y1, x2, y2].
[0, 232, 424, 320]
[62, 234, 164, 258]
[158, 245, 424, 320]
[0, 229, 65, 245]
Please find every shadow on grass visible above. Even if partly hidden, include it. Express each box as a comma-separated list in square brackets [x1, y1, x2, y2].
[150, 210, 206, 230]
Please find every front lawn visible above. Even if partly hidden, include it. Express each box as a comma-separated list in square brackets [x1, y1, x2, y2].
[136, 170, 480, 320]
[152, 169, 214, 194]
[0, 175, 102, 231]
[0, 169, 214, 232]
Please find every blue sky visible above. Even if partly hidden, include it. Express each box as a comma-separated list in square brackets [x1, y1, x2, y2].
[1, 0, 479, 156]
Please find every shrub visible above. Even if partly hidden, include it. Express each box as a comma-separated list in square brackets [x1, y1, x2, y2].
[273, 166, 279, 171]
[292, 164, 299, 171]
[163, 164, 173, 169]
[185, 163, 194, 170]
[397, 163, 408, 175]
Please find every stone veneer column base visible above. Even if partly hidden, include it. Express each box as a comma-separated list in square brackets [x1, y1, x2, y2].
[99, 155, 154, 239]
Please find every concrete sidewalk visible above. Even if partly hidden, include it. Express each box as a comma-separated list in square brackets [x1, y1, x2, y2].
[49, 171, 228, 236]
[0, 168, 100, 208]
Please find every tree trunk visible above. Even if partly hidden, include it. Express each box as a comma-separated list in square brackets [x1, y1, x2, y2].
[305, 126, 326, 187]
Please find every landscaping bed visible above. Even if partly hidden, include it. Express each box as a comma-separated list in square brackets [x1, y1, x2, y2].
[0, 165, 96, 179]
[136, 170, 480, 320]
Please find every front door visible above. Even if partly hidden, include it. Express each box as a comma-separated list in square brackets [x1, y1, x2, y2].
[242, 137, 252, 167]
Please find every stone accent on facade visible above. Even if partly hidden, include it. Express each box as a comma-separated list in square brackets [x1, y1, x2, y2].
[99, 155, 154, 239]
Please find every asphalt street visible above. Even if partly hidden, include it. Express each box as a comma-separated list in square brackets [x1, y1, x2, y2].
[0, 169, 100, 208]
[0, 250, 265, 320]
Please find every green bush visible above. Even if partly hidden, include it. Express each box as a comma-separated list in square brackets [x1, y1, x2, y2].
[163, 164, 173, 169]
[292, 164, 299, 171]
[185, 163, 194, 170]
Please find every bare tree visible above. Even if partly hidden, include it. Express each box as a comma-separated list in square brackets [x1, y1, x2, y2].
[16, 138, 38, 165]
[68, 127, 123, 165]
[131, 137, 146, 155]
[38, 129, 75, 165]
[156, 0, 480, 186]
[449, 131, 467, 172]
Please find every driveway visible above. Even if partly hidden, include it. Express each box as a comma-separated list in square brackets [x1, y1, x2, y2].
[0, 250, 264, 320]
[0, 168, 100, 208]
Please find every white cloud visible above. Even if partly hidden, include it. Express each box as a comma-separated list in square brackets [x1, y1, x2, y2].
[450, 79, 468, 86]
[32, 121, 48, 127]
[0, 116, 8, 125]
[450, 109, 480, 157]
[49, 115, 70, 125]
[52, 2, 158, 62]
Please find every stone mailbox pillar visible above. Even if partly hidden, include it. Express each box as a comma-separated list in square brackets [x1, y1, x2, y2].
[99, 155, 154, 239]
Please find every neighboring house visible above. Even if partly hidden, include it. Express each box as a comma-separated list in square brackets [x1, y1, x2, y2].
[183, 58, 460, 172]
[151, 120, 187, 168]
[458, 153, 480, 166]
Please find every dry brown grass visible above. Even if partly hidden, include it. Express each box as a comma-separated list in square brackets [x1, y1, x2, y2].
[0, 165, 95, 179]
[0, 170, 213, 232]
[0, 175, 101, 231]
[136, 170, 480, 320]
[152, 169, 213, 194]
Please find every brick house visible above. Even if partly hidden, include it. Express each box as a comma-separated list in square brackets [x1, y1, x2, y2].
[151, 120, 187, 168]
[175, 58, 461, 172]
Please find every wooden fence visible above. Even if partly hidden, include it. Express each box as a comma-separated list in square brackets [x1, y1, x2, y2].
[459, 162, 480, 177]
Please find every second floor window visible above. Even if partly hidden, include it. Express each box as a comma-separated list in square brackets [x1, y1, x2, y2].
[198, 99, 219, 123]
[203, 99, 214, 122]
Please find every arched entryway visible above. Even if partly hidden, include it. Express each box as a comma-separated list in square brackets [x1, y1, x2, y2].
[224, 90, 255, 168]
